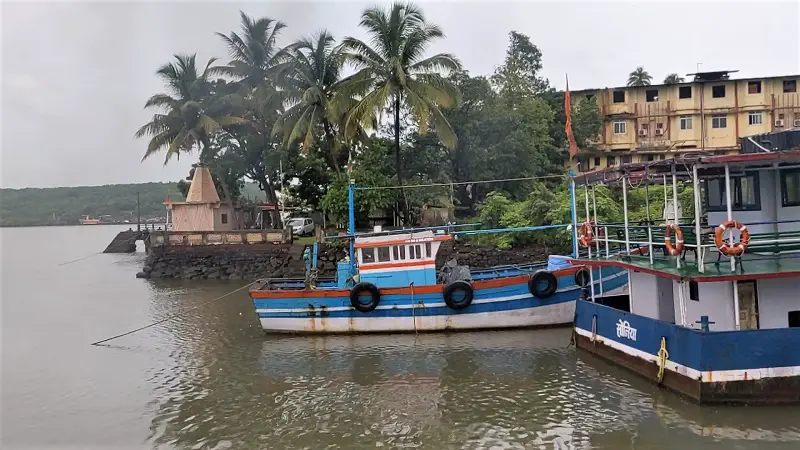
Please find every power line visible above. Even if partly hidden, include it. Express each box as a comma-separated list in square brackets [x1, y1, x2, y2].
[355, 174, 568, 191]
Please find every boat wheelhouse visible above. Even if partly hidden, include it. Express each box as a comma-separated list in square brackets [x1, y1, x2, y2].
[570, 132, 800, 404]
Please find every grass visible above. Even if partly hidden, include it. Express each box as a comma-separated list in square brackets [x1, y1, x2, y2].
[294, 236, 317, 245]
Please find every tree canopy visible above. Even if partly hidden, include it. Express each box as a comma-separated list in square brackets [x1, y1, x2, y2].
[627, 67, 653, 86]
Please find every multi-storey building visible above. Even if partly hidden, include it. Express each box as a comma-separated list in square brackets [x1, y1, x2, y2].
[573, 71, 800, 171]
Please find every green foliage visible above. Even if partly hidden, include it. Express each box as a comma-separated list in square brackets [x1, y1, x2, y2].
[492, 31, 549, 103]
[627, 66, 652, 87]
[663, 73, 685, 84]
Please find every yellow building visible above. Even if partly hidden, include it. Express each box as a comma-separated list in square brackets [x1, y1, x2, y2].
[574, 70, 800, 171]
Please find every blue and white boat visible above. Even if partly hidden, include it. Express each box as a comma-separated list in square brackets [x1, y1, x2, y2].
[570, 131, 800, 404]
[249, 182, 628, 334]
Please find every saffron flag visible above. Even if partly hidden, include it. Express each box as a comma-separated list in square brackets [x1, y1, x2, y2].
[564, 75, 579, 162]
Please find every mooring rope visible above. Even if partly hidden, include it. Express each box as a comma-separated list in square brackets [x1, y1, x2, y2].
[90, 281, 255, 346]
[59, 231, 147, 266]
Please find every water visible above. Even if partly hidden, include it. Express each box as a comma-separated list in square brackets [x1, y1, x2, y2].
[2, 226, 800, 449]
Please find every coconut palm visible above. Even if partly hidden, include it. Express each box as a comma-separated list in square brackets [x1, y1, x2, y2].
[627, 67, 652, 87]
[215, 11, 288, 89]
[135, 54, 245, 164]
[274, 30, 348, 173]
[663, 73, 685, 84]
[339, 2, 462, 221]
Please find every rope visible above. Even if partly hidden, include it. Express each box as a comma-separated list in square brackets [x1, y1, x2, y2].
[90, 281, 255, 346]
[59, 230, 148, 266]
[355, 174, 567, 191]
[410, 282, 417, 334]
[591, 315, 597, 343]
[656, 336, 669, 383]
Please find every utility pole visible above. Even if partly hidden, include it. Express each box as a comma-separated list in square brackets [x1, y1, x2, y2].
[137, 192, 141, 232]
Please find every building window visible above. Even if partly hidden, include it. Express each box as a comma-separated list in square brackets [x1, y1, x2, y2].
[646, 89, 658, 102]
[781, 169, 800, 207]
[679, 86, 692, 99]
[784, 80, 797, 93]
[361, 248, 375, 264]
[658, 154, 665, 160]
[680, 115, 692, 130]
[594, 157, 601, 167]
[711, 114, 727, 129]
[748, 81, 762, 94]
[613, 90, 625, 103]
[613, 120, 626, 135]
[644, 154, 655, 162]
[704, 172, 761, 212]
[748, 112, 763, 126]
[221, 213, 228, 224]
[712, 85, 726, 98]
[622, 155, 632, 164]
[607, 155, 616, 166]
[586, 94, 595, 101]
[689, 281, 699, 301]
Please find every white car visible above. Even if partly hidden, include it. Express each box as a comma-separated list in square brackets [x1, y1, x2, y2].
[287, 217, 314, 236]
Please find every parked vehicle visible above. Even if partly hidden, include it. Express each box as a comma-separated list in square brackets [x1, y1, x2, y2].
[287, 217, 314, 236]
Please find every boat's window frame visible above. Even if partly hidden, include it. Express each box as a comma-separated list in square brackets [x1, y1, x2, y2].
[425, 242, 432, 257]
[361, 247, 375, 264]
[780, 168, 800, 207]
[703, 171, 761, 212]
[377, 246, 391, 262]
[398, 245, 406, 260]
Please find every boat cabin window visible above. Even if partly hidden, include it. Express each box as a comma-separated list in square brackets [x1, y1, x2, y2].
[781, 169, 800, 207]
[392, 245, 407, 260]
[704, 172, 761, 212]
[361, 248, 375, 264]
[425, 242, 432, 257]
[689, 281, 699, 301]
[377, 246, 391, 262]
[409, 244, 423, 260]
[789, 311, 800, 328]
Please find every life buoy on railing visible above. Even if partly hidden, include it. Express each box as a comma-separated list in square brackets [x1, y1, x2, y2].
[350, 282, 380, 313]
[714, 220, 750, 256]
[443, 281, 474, 310]
[664, 224, 685, 256]
[529, 271, 558, 299]
[578, 221, 593, 247]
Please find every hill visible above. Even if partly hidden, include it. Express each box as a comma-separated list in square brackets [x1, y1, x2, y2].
[0, 182, 265, 227]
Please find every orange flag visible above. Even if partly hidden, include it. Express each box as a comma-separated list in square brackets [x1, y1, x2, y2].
[564, 75, 579, 162]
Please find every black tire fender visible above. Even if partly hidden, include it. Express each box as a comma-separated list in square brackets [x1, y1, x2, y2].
[528, 270, 558, 299]
[443, 280, 474, 310]
[350, 282, 380, 313]
[575, 268, 591, 288]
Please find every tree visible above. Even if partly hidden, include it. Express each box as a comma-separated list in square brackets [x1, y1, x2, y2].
[275, 30, 347, 174]
[215, 11, 287, 89]
[663, 73, 685, 84]
[135, 54, 245, 164]
[492, 31, 549, 105]
[627, 67, 652, 87]
[340, 2, 463, 223]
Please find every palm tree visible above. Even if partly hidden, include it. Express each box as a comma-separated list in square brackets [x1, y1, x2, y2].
[340, 2, 462, 222]
[215, 11, 287, 89]
[274, 30, 347, 174]
[627, 67, 652, 87]
[663, 73, 685, 84]
[135, 54, 245, 164]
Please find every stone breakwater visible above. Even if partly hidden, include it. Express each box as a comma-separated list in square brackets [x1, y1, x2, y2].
[136, 241, 564, 280]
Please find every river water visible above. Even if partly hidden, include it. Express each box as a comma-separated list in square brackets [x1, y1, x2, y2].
[2, 225, 800, 449]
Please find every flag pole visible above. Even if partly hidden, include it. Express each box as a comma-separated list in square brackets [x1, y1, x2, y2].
[565, 74, 580, 257]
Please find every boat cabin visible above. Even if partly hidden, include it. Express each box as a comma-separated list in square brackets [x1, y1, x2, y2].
[353, 230, 451, 288]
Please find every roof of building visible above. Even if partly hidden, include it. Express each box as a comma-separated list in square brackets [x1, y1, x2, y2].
[184, 167, 221, 204]
[571, 72, 800, 94]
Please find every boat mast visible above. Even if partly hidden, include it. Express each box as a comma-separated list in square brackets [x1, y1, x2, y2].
[348, 179, 356, 275]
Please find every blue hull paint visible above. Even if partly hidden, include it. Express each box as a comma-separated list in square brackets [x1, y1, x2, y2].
[254, 267, 628, 320]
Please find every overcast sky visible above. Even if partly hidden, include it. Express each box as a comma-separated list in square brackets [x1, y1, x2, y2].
[1, 0, 798, 189]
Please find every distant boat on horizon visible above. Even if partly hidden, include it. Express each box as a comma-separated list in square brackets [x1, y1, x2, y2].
[79, 215, 101, 225]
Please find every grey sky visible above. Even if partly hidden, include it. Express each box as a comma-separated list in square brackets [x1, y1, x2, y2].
[1, 0, 798, 189]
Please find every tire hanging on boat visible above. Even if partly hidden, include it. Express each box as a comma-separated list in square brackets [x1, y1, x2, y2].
[574, 268, 591, 287]
[350, 282, 381, 313]
[443, 280, 474, 310]
[529, 270, 558, 298]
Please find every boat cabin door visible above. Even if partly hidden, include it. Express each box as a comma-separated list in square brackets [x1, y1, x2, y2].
[736, 280, 760, 330]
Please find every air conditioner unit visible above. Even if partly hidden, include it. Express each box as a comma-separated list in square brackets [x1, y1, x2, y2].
[654, 129, 664, 136]
[638, 129, 648, 136]
[775, 119, 785, 127]
[793, 119, 800, 128]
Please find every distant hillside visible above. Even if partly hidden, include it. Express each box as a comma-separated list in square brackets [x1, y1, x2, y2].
[0, 182, 265, 227]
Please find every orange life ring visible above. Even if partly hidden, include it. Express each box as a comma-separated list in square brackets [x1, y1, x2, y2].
[664, 224, 684, 256]
[714, 220, 750, 256]
[578, 221, 593, 247]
